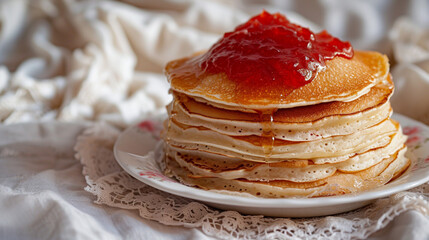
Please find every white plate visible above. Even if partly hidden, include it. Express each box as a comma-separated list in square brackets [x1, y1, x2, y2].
[114, 114, 429, 217]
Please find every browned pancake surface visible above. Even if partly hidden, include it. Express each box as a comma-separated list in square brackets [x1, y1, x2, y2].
[166, 51, 389, 109]
[176, 76, 393, 123]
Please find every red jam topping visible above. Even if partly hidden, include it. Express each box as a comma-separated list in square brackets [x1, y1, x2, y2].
[199, 11, 353, 89]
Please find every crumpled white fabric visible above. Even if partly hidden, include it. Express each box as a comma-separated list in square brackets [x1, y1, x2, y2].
[0, 122, 217, 240]
[390, 18, 429, 125]
[0, 0, 248, 127]
[1, 0, 428, 127]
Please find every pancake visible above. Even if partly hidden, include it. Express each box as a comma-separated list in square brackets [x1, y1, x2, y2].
[170, 77, 393, 141]
[161, 11, 409, 198]
[166, 51, 389, 110]
[165, 147, 409, 198]
[167, 133, 391, 164]
[165, 130, 406, 182]
[165, 119, 398, 161]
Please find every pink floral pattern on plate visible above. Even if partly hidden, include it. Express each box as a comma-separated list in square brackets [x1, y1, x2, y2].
[404, 126, 422, 146]
[403, 125, 429, 172]
[138, 120, 163, 140]
[138, 170, 176, 183]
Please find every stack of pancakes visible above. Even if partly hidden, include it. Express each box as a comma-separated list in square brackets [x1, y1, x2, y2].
[162, 51, 409, 198]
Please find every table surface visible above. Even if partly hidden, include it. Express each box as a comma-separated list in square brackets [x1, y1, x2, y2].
[0, 122, 428, 240]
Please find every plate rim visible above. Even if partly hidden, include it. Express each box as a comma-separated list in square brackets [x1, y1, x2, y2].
[114, 113, 429, 208]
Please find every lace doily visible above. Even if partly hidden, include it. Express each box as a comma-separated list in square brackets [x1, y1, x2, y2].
[75, 123, 429, 240]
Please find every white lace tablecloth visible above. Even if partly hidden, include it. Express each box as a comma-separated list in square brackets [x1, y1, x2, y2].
[0, 122, 217, 240]
[2, 0, 429, 239]
[73, 122, 429, 240]
[0, 121, 427, 240]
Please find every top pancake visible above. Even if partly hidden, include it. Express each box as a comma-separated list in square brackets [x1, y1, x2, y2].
[166, 51, 389, 109]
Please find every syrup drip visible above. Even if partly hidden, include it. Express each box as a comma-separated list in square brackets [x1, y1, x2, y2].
[258, 109, 276, 162]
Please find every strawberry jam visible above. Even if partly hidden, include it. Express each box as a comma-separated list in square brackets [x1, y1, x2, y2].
[199, 10, 353, 89]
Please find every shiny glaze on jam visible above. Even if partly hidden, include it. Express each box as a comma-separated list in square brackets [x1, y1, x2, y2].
[200, 10, 353, 90]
